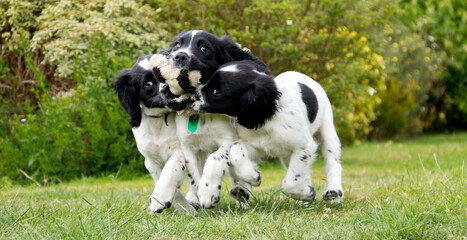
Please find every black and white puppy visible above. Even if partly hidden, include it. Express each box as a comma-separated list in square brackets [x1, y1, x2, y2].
[114, 55, 196, 214]
[194, 60, 344, 205]
[163, 30, 265, 208]
[168, 30, 266, 83]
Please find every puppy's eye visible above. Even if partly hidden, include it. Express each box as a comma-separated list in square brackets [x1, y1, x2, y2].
[144, 81, 153, 87]
[200, 45, 208, 52]
[212, 89, 221, 96]
[174, 42, 181, 49]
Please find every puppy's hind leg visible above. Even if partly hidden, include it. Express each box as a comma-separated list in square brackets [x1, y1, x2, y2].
[230, 178, 252, 203]
[317, 111, 343, 204]
[182, 147, 203, 207]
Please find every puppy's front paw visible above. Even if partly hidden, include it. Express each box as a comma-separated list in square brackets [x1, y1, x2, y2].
[148, 195, 172, 214]
[230, 187, 250, 202]
[282, 180, 316, 202]
[323, 189, 344, 204]
[198, 181, 221, 209]
[185, 190, 200, 207]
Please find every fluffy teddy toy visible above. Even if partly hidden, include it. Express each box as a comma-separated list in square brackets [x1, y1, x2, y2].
[149, 51, 201, 112]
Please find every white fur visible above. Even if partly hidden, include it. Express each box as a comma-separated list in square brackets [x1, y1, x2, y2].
[253, 69, 268, 76]
[220, 65, 239, 73]
[199, 71, 343, 205]
[175, 114, 260, 208]
[138, 58, 151, 70]
[133, 106, 196, 214]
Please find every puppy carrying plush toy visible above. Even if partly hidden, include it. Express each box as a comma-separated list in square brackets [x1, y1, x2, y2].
[149, 51, 201, 113]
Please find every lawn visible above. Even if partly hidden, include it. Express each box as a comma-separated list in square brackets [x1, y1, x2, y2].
[1, 133, 466, 239]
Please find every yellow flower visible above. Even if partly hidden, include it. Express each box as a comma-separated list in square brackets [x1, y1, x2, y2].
[346, 52, 354, 58]
[373, 54, 384, 66]
[392, 56, 398, 62]
[363, 46, 370, 53]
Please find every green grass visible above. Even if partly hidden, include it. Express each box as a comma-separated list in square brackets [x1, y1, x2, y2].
[1, 133, 466, 239]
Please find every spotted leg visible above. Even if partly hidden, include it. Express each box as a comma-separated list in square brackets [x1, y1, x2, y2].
[148, 151, 189, 213]
[197, 145, 230, 209]
[228, 141, 262, 187]
[280, 142, 318, 201]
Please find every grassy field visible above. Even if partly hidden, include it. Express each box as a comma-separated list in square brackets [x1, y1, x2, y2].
[1, 133, 466, 239]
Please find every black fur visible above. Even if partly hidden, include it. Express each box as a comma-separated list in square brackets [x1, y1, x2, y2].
[114, 55, 165, 128]
[177, 69, 196, 94]
[199, 60, 279, 129]
[298, 83, 319, 123]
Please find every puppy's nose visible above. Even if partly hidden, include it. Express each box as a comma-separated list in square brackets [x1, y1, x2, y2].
[174, 52, 189, 67]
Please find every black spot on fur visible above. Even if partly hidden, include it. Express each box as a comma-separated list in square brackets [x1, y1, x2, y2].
[294, 174, 301, 181]
[298, 83, 318, 123]
[217, 185, 221, 189]
[188, 173, 192, 178]
[206, 183, 209, 187]
[165, 201, 172, 208]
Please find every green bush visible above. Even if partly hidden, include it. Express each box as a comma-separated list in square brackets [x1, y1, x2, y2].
[0, 0, 167, 184]
[399, 0, 467, 131]
[1, 0, 463, 184]
[155, 0, 389, 143]
[368, 2, 443, 139]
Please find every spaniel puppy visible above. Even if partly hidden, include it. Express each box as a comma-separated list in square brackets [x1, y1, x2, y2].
[160, 30, 266, 208]
[114, 54, 196, 214]
[193, 60, 344, 206]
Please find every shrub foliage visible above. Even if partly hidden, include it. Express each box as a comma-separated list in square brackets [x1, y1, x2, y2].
[0, 0, 464, 184]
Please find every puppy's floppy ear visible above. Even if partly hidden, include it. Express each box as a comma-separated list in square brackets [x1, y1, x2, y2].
[114, 69, 142, 128]
[219, 36, 270, 74]
[237, 76, 280, 129]
[219, 36, 257, 62]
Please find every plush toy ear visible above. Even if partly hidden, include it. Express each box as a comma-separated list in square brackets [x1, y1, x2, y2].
[237, 76, 280, 129]
[114, 69, 142, 128]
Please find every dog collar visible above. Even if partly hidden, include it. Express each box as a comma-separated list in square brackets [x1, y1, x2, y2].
[148, 113, 170, 126]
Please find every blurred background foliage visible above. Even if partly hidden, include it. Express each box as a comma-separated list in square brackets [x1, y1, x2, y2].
[1, 0, 465, 184]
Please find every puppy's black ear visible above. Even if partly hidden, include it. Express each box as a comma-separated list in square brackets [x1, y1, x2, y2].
[114, 69, 142, 128]
[219, 36, 255, 62]
[237, 76, 280, 129]
[219, 36, 270, 74]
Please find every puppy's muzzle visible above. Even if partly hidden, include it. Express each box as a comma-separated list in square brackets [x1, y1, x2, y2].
[171, 52, 190, 69]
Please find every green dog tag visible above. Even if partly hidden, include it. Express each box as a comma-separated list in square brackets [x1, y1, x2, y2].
[188, 114, 199, 132]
